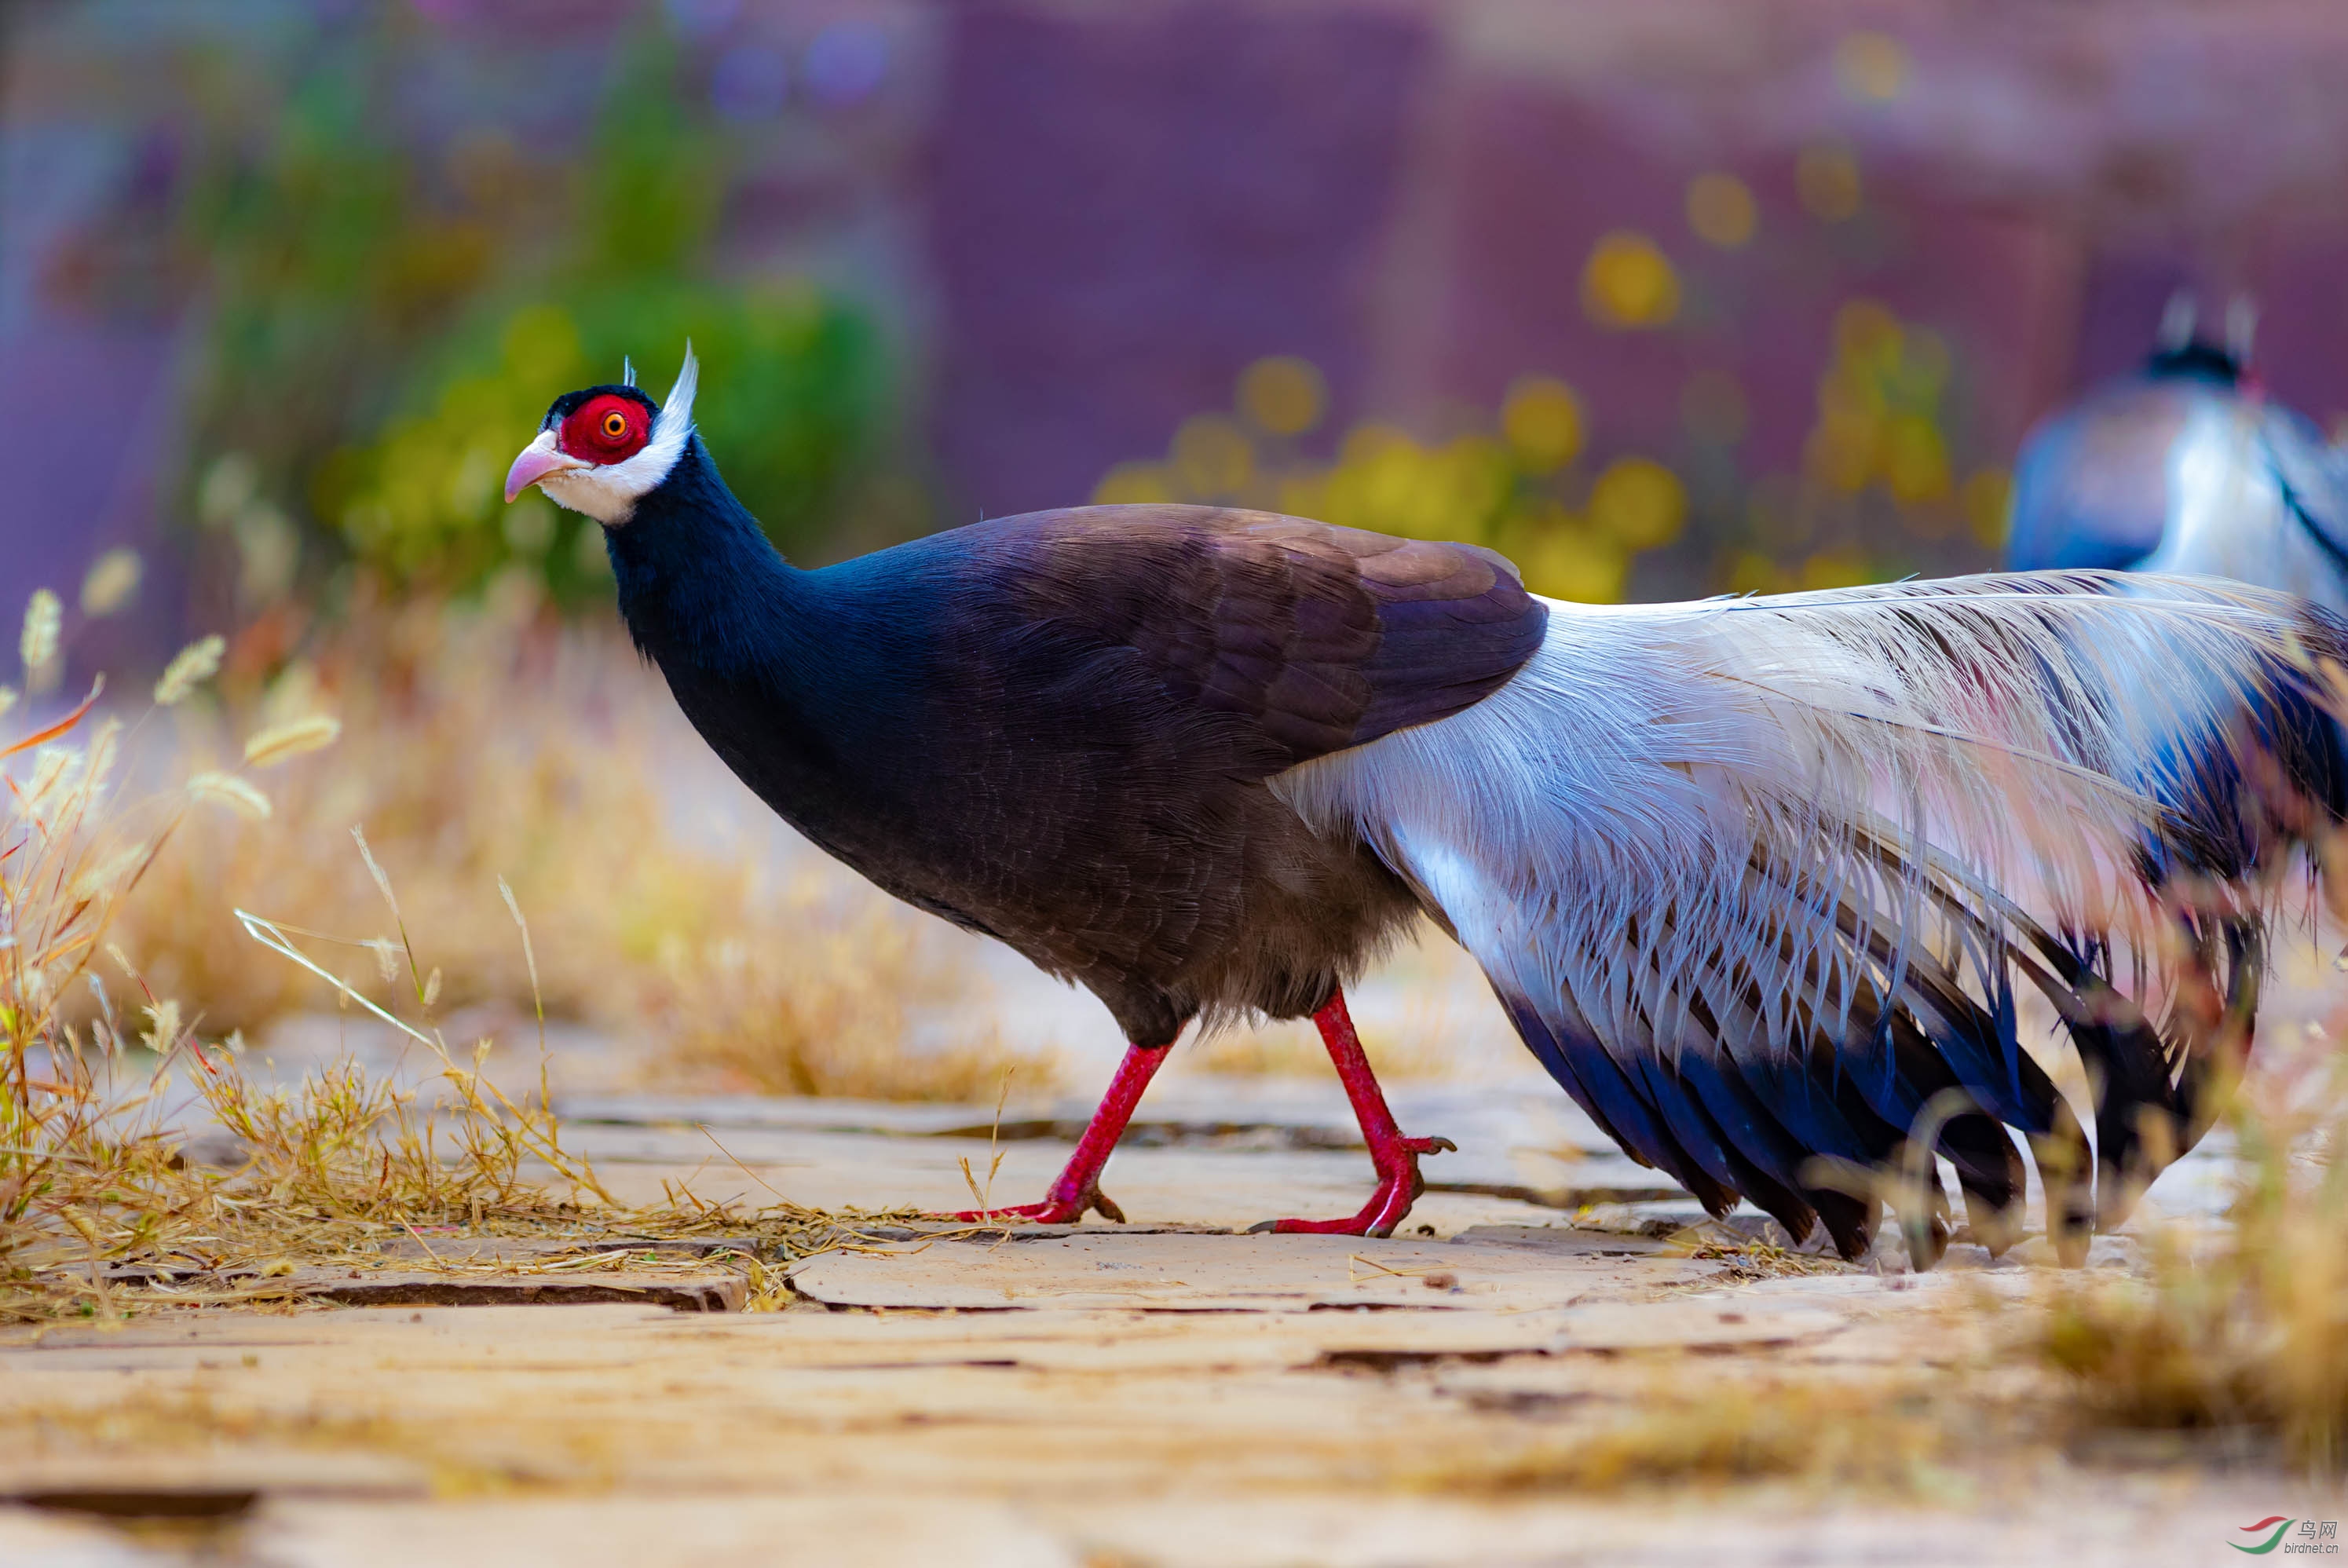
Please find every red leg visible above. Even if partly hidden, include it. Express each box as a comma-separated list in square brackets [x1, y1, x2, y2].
[942, 1044, 1169, 1224]
[1248, 988, 1454, 1237]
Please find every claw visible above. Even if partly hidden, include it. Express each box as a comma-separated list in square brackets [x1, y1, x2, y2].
[923, 1042, 1166, 1227]
[946, 1179, 1125, 1226]
[1245, 991, 1460, 1237]
[1246, 1126, 1449, 1237]
[939, 1173, 1122, 1220]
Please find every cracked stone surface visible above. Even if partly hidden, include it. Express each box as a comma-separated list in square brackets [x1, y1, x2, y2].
[0, 1081, 2321, 1567]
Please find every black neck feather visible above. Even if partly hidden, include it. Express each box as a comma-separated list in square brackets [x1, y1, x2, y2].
[2145, 339, 2243, 386]
[605, 437, 810, 673]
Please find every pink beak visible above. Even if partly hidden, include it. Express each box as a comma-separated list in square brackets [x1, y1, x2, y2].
[504, 438, 587, 503]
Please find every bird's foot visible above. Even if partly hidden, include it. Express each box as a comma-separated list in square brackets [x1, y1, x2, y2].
[943, 1176, 1126, 1226]
[1245, 1135, 1454, 1237]
[926, 1042, 1169, 1227]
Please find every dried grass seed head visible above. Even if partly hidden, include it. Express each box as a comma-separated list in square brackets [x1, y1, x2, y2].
[154, 636, 225, 707]
[79, 550, 141, 618]
[19, 588, 60, 676]
[186, 772, 272, 821]
[243, 715, 342, 767]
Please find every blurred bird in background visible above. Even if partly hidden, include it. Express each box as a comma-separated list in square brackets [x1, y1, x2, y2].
[512, 350, 2347, 1269]
[2007, 294, 2348, 611]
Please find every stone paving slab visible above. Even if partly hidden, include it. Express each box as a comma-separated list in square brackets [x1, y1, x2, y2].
[0, 1084, 2304, 1567]
[558, 1075, 1679, 1211]
[2, 1484, 2325, 1568]
[786, 1227, 1721, 1311]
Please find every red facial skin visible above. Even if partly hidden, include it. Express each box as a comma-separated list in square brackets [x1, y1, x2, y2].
[560, 394, 653, 465]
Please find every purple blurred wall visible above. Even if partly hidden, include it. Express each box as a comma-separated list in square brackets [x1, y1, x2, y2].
[13, 0, 2348, 627]
[928, 2, 1427, 517]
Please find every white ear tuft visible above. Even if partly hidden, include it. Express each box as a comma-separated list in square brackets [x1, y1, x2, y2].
[2158, 291, 2196, 352]
[622, 356, 637, 388]
[660, 342, 699, 435]
[2225, 294, 2258, 364]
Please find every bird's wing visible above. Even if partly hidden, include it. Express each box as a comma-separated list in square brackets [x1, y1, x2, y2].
[1278, 572, 2346, 1259]
[993, 505, 1549, 775]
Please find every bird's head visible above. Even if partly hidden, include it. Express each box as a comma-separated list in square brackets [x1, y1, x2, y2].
[504, 346, 700, 527]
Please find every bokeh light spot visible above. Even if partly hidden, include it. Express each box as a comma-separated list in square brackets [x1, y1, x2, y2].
[1801, 549, 1875, 590]
[1962, 467, 2013, 547]
[1512, 528, 1628, 604]
[1581, 232, 1681, 330]
[1501, 376, 1585, 473]
[1797, 143, 1863, 221]
[1236, 356, 1326, 437]
[1169, 415, 1254, 497]
[805, 20, 891, 107]
[1094, 462, 1176, 506]
[1834, 298, 1901, 367]
[1727, 550, 1792, 596]
[1685, 173, 1757, 250]
[1589, 457, 1687, 550]
[1834, 31, 1909, 102]
[1882, 413, 1951, 503]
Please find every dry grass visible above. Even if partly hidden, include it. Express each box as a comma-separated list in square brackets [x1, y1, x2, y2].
[2037, 1065, 2348, 1470]
[104, 578, 1055, 1101]
[6, 873, 871, 1325]
[650, 905, 1030, 1101]
[1419, 1372, 2009, 1497]
[0, 581, 904, 1325]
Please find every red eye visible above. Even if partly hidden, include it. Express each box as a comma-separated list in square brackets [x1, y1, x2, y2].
[561, 395, 649, 462]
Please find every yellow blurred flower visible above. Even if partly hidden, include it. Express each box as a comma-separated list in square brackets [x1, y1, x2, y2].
[1236, 356, 1326, 437]
[1726, 550, 1793, 596]
[1588, 458, 1687, 550]
[1834, 299, 1902, 367]
[1962, 467, 2013, 549]
[1685, 173, 1757, 250]
[1881, 413, 1951, 505]
[1582, 232, 1681, 330]
[1509, 523, 1629, 604]
[1834, 31, 1908, 102]
[1094, 462, 1176, 506]
[1170, 415, 1254, 498]
[1501, 377, 1585, 473]
[1800, 549, 1876, 591]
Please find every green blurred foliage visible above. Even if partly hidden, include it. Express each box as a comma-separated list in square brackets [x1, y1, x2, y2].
[173, 14, 891, 609]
